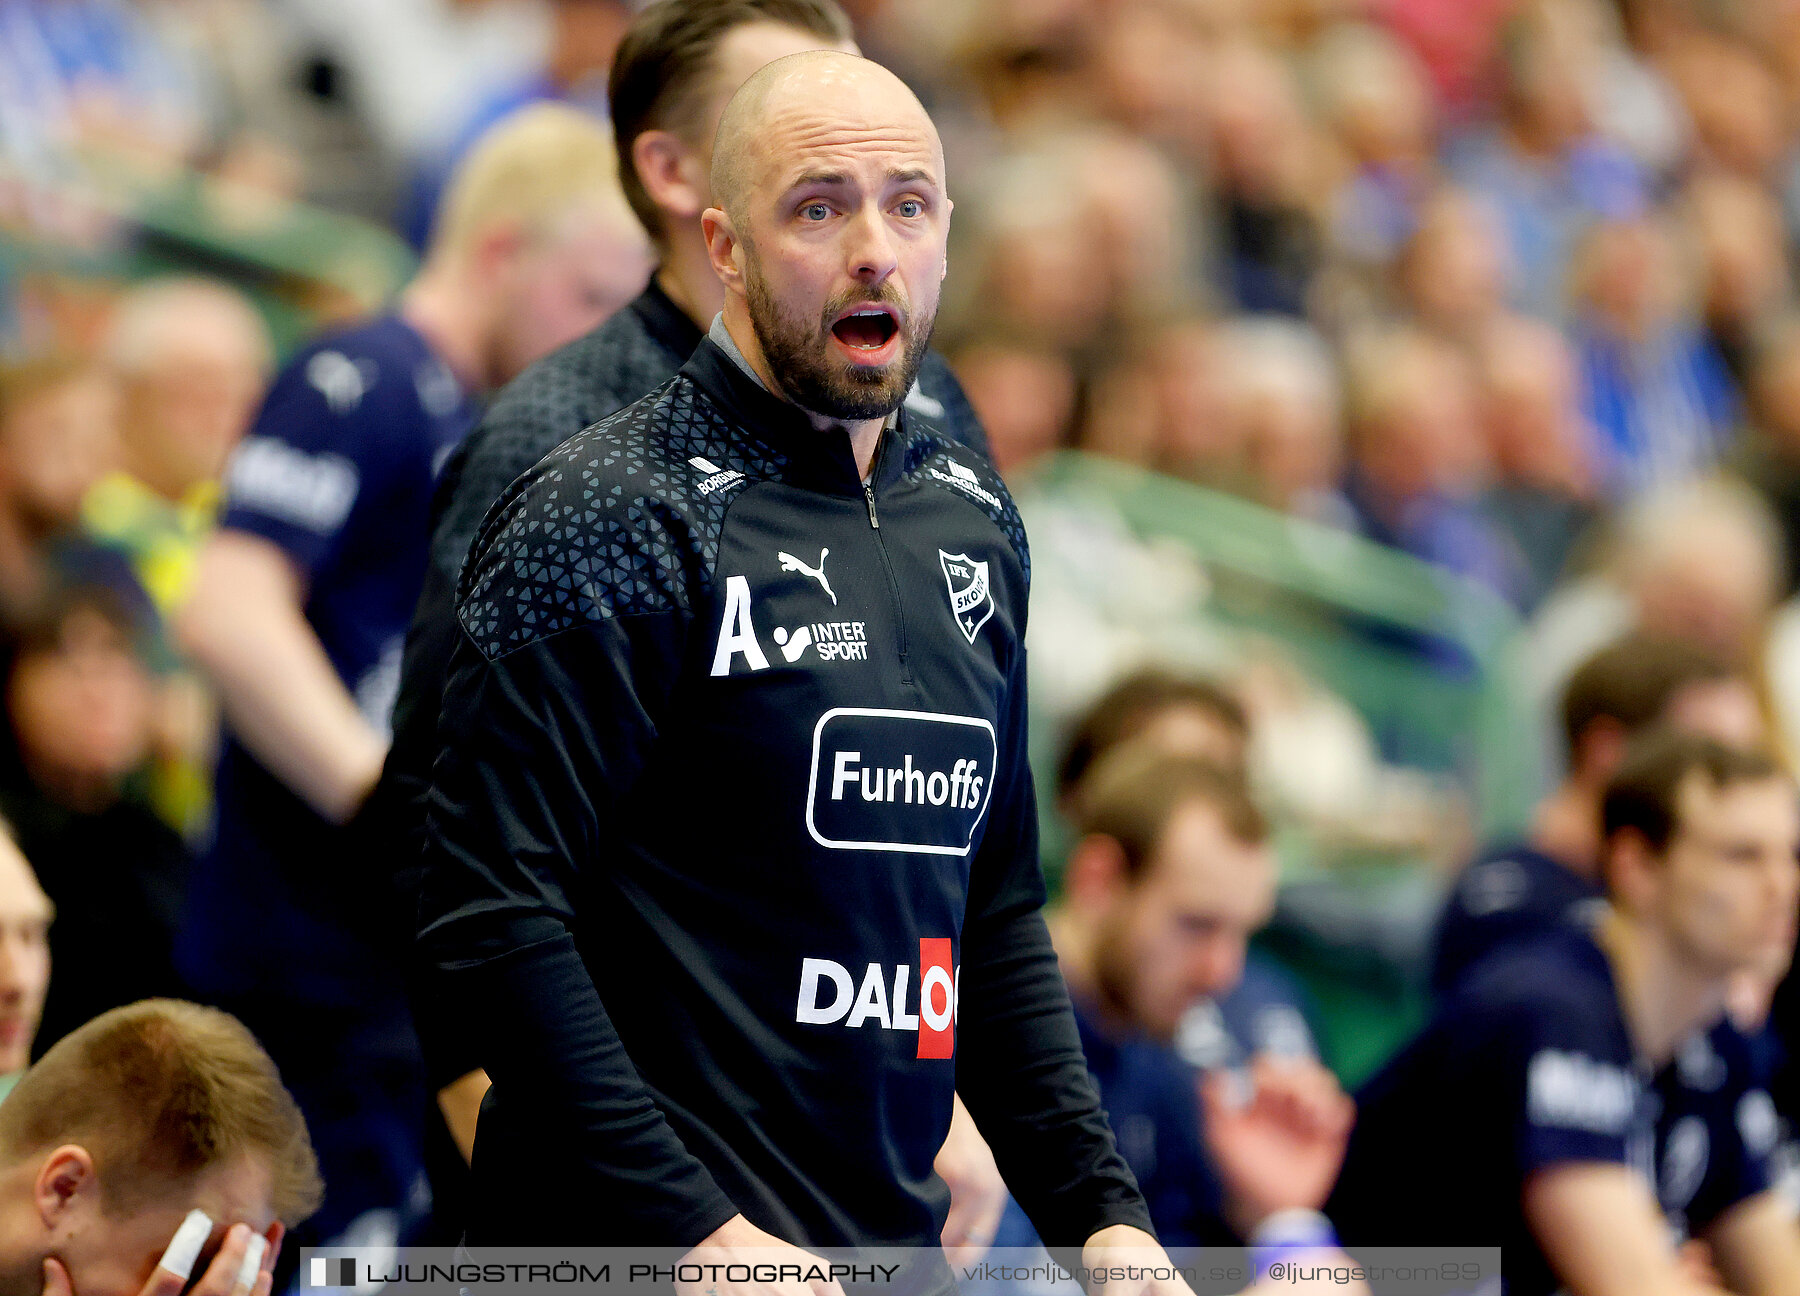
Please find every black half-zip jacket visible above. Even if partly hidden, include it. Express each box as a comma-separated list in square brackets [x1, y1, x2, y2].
[417, 338, 1150, 1249]
[376, 286, 990, 1090]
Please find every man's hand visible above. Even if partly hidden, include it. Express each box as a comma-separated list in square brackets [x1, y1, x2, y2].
[1200, 1056, 1354, 1233]
[937, 1094, 1006, 1264]
[1674, 1240, 1723, 1291]
[678, 1214, 847, 1296]
[1702, 1189, 1800, 1296]
[438, 1068, 492, 1165]
[43, 1221, 282, 1296]
[1080, 1223, 1194, 1296]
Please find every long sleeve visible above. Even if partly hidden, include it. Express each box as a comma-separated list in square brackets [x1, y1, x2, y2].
[954, 647, 1154, 1248]
[416, 492, 740, 1244]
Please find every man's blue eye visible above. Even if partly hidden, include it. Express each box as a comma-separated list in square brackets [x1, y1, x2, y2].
[802, 203, 831, 221]
[897, 200, 923, 218]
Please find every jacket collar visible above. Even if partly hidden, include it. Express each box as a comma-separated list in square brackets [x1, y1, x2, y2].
[632, 274, 705, 361]
[678, 335, 912, 497]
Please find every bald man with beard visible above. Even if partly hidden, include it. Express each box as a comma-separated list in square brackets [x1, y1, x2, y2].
[417, 52, 1191, 1291]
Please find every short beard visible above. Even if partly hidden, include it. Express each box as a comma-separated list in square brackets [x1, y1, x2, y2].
[1092, 913, 1167, 1042]
[743, 243, 933, 422]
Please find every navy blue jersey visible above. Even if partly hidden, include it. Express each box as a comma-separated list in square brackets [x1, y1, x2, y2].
[990, 957, 1316, 1256]
[1071, 996, 1233, 1248]
[1429, 845, 1786, 1253]
[181, 315, 478, 1010]
[1655, 1020, 1783, 1239]
[1328, 928, 1656, 1296]
[1431, 843, 1605, 995]
[222, 315, 477, 710]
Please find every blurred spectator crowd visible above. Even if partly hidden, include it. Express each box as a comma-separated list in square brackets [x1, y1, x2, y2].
[10, 0, 1800, 1268]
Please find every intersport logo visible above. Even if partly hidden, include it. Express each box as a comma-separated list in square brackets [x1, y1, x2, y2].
[795, 937, 958, 1059]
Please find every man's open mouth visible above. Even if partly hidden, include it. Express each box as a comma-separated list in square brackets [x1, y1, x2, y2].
[830, 306, 900, 350]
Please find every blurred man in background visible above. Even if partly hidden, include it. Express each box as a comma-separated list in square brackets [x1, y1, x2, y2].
[1433, 632, 1798, 1286]
[1523, 475, 1791, 765]
[173, 102, 651, 1250]
[1049, 745, 1352, 1249]
[89, 277, 272, 619]
[1733, 315, 1800, 597]
[86, 277, 273, 835]
[947, 336, 1076, 481]
[1051, 667, 1320, 1065]
[1342, 324, 1525, 605]
[0, 359, 127, 630]
[1569, 213, 1738, 500]
[1435, 631, 1762, 993]
[1473, 313, 1599, 613]
[1056, 669, 1253, 810]
[1332, 734, 1800, 1296]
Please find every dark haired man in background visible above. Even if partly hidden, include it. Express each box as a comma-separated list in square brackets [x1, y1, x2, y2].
[1433, 632, 1763, 993]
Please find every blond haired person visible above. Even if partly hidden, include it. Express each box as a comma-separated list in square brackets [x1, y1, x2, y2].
[0, 999, 320, 1296]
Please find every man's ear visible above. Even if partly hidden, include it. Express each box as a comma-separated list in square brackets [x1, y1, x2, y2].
[633, 131, 709, 223]
[702, 208, 743, 294]
[942, 198, 953, 282]
[33, 1146, 95, 1229]
[469, 220, 526, 288]
[1604, 827, 1659, 914]
[1581, 716, 1630, 783]
[1064, 834, 1130, 909]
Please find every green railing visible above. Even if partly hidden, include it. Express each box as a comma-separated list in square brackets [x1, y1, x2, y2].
[1019, 452, 1539, 1084]
[1022, 451, 1537, 838]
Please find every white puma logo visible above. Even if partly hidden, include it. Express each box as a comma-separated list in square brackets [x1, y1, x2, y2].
[778, 548, 837, 605]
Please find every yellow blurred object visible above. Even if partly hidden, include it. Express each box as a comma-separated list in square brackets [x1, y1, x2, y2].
[82, 471, 222, 836]
[82, 471, 219, 617]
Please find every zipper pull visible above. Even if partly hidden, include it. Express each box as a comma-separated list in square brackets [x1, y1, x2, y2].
[863, 484, 880, 529]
